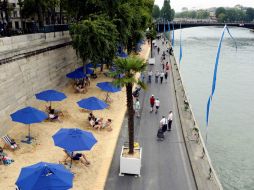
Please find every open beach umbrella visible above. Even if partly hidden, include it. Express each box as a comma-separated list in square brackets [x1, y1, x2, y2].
[52, 128, 97, 151]
[76, 66, 94, 75]
[86, 63, 101, 69]
[96, 82, 121, 93]
[96, 82, 121, 102]
[66, 69, 86, 79]
[53, 128, 97, 168]
[16, 162, 74, 190]
[10, 106, 47, 143]
[77, 96, 108, 110]
[35, 90, 66, 106]
[118, 52, 128, 58]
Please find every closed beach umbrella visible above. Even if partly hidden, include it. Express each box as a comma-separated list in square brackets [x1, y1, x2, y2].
[52, 128, 97, 151]
[16, 162, 74, 190]
[10, 106, 47, 143]
[66, 69, 86, 79]
[77, 96, 108, 110]
[35, 90, 66, 105]
[96, 82, 121, 93]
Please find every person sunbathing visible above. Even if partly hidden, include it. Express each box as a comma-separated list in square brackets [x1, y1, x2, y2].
[75, 84, 85, 93]
[63, 150, 90, 167]
[102, 119, 113, 131]
[88, 113, 96, 121]
[0, 147, 14, 165]
[89, 118, 103, 130]
[10, 139, 18, 149]
[49, 109, 61, 122]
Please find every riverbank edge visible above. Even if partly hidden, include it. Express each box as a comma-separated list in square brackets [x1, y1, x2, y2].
[169, 49, 224, 190]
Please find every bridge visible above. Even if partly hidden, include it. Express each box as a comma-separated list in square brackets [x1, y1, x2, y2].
[157, 22, 254, 31]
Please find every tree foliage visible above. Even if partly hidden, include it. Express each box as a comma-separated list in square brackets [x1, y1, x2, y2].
[152, 5, 160, 19]
[160, 0, 174, 21]
[70, 15, 118, 66]
[175, 9, 209, 19]
[215, 7, 254, 22]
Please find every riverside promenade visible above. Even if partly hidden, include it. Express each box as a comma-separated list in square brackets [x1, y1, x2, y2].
[105, 40, 197, 190]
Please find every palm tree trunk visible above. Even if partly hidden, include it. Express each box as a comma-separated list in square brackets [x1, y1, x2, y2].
[126, 83, 134, 154]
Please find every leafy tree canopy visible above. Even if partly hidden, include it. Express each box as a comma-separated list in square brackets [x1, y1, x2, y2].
[152, 5, 160, 19]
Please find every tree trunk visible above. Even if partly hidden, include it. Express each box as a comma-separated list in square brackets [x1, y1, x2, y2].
[126, 83, 134, 154]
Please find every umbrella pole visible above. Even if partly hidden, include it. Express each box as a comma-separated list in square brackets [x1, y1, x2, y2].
[70, 152, 73, 169]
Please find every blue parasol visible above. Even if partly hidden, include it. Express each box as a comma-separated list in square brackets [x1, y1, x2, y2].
[10, 106, 47, 144]
[77, 97, 108, 110]
[16, 162, 74, 190]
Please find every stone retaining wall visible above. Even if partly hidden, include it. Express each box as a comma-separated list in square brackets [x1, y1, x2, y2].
[0, 32, 78, 135]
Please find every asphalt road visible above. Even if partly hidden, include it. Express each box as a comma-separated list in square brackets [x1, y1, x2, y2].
[105, 39, 197, 190]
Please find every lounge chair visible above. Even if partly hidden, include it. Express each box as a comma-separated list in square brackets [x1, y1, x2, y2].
[61, 150, 90, 167]
[1, 135, 18, 150]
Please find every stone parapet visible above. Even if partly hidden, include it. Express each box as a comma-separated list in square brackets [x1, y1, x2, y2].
[170, 50, 223, 190]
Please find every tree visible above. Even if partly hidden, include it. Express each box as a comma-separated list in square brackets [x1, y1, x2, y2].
[152, 5, 160, 19]
[246, 8, 254, 22]
[146, 25, 156, 57]
[70, 15, 119, 70]
[111, 56, 146, 154]
[160, 0, 173, 21]
[215, 7, 226, 18]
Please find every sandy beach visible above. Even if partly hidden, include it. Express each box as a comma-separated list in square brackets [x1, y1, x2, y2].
[0, 41, 150, 190]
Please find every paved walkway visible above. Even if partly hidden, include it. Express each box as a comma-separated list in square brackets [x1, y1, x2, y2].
[105, 39, 197, 190]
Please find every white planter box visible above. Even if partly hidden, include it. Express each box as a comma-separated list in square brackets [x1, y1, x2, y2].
[119, 146, 142, 177]
[148, 58, 155, 65]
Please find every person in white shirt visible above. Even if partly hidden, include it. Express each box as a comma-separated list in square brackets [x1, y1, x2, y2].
[160, 71, 164, 84]
[167, 111, 173, 131]
[160, 116, 167, 132]
[155, 98, 160, 113]
[135, 99, 141, 118]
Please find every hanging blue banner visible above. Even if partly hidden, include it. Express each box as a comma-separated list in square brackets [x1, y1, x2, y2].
[167, 21, 170, 40]
[172, 22, 175, 47]
[163, 19, 166, 33]
[179, 24, 182, 65]
[205, 25, 237, 143]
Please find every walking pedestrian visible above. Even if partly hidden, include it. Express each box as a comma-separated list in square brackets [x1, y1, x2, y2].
[160, 71, 164, 84]
[149, 95, 155, 112]
[160, 116, 168, 133]
[135, 99, 141, 118]
[164, 71, 168, 82]
[148, 70, 153, 83]
[155, 98, 160, 113]
[155, 70, 159, 83]
[166, 62, 170, 71]
[157, 47, 160, 54]
[167, 111, 173, 131]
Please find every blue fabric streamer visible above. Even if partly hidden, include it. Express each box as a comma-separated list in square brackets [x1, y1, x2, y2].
[163, 19, 166, 33]
[172, 23, 175, 47]
[179, 24, 182, 65]
[206, 25, 237, 127]
[167, 21, 170, 40]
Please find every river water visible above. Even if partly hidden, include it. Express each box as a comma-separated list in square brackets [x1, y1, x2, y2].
[173, 26, 254, 190]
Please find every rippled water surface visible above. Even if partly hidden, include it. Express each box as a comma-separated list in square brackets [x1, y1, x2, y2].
[173, 26, 254, 190]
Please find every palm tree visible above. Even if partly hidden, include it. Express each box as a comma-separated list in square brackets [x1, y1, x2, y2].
[112, 56, 146, 154]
